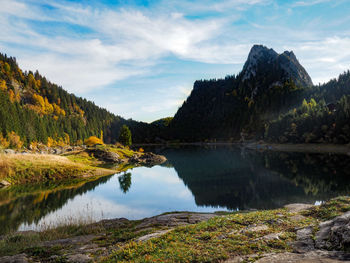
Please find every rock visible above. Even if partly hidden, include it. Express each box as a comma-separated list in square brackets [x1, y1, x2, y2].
[315, 211, 350, 250]
[293, 226, 315, 252]
[96, 218, 129, 229]
[240, 225, 268, 233]
[53, 148, 62, 155]
[136, 229, 172, 242]
[0, 254, 29, 263]
[290, 214, 307, 221]
[4, 149, 16, 154]
[0, 180, 11, 187]
[66, 253, 91, 263]
[284, 203, 314, 213]
[44, 235, 97, 247]
[223, 256, 245, 262]
[260, 232, 283, 241]
[255, 250, 350, 262]
[134, 152, 167, 166]
[265, 218, 284, 225]
[136, 212, 216, 229]
[38, 145, 49, 154]
[87, 149, 120, 163]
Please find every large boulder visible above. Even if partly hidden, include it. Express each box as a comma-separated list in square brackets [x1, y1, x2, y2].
[4, 149, 16, 154]
[133, 152, 167, 166]
[315, 211, 350, 251]
[87, 148, 121, 163]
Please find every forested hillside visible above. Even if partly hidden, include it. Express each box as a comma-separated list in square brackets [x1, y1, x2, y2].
[264, 71, 350, 143]
[169, 45, 313, 141]
[0, 53, 156, 148]
[2, 45, 350, 147]
[169, 45, 350, 144]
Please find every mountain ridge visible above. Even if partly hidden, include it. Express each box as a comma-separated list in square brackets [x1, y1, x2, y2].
[169, 44, 313, 141]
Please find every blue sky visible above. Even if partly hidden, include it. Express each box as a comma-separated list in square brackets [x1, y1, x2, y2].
[0, 0, 350, 122]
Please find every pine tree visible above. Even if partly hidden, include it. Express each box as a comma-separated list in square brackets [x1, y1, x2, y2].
[118, 125, 132, 146]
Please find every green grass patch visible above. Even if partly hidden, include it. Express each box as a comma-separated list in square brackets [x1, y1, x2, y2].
[302, 196, 350, 220]
[105, 209, 317, 263]
[0, 220, 105, 257]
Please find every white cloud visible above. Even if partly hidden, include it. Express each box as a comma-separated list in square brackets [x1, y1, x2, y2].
[0, 0, 234, 94]
[285, 37, 350, 84]
[292, 0, 331, 7]
[1, 0, 350, 121]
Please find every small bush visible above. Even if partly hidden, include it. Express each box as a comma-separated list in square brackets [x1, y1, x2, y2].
[84, 136, 104, 146]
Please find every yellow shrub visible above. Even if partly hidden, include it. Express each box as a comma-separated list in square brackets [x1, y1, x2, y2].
[7, 131, 23, 149]
[84, 136, 104, 146]
[30, 141, 39, 150]
[0, 80, 7, 91]
[0, 134, 10, 148]
[47, 137, 56, 147]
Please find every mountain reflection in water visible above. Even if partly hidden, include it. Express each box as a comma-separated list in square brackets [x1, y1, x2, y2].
[1, 145, 350, 234]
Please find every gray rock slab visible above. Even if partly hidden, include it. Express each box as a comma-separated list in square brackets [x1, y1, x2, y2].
[0, 254, 29, 263]
[284, 203, 314, 213]
[316, 211, 350, 250]
[136, 229, 172, 242]
[136, 212, 216, 229]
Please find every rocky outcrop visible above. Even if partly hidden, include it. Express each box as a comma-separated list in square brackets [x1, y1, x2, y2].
[255, 250, 350, 263]
[136, 212, 216, 229]
[129, 152, 167, 166]
[315, 211, 350, 251]
[0, 180, 10, 188]
[0, 212, 215, 262]
[5, 201, 350, 263]
[0, 253, 29, 263]
[87, 148, 121, 163]
[242, 45, 313, 89]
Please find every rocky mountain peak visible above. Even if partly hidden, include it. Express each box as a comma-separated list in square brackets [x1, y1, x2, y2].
[242, 45, 278, 81]
[241, 44, 313, 88]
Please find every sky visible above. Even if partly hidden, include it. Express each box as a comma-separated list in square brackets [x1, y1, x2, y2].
[0, 0, 350, 122]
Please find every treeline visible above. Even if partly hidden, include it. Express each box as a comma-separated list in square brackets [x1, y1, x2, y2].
[0, 53, 157, 148]
[168, 46, 315, 142]
[169, 46, 350, 144]
[169, 75, 306, 142]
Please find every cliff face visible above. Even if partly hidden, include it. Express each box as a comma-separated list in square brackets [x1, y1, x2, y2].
[242, 45, 312, 87]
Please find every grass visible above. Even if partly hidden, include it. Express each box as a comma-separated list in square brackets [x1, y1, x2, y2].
[0, 154, 115, 185]
[65, 151, 100, 166]
[302, 196, 350, 220]
[2, 197, 350, 262]
[0, 144, 144, 187]
[95, 144, 139, 158]
[105, 209, 316, 263]
[104, 197, 350, 262]
[0, 222, 103, 257]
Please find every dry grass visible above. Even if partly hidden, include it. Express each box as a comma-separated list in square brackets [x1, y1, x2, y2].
[1, 153, 82, 165]
[0, 153, 115, 184]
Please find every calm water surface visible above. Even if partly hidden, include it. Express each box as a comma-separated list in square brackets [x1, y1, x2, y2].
[1, 146, 350, 234]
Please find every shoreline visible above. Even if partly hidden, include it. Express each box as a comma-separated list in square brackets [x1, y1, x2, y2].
[2, 196, 350, 262]
[136, 141, 350, 155]
[245, 142, 350, 154]
[0, 144, 166, 187]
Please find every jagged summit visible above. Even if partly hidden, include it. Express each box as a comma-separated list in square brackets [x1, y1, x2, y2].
[241, 45, 313, 89]
[242, 45, 278, 81]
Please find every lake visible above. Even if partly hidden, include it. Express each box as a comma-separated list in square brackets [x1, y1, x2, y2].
[1, 145, 350, 234]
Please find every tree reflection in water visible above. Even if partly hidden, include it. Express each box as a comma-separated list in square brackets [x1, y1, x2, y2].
[2, 146, 350, 235]
[118, 172, 132, 193]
